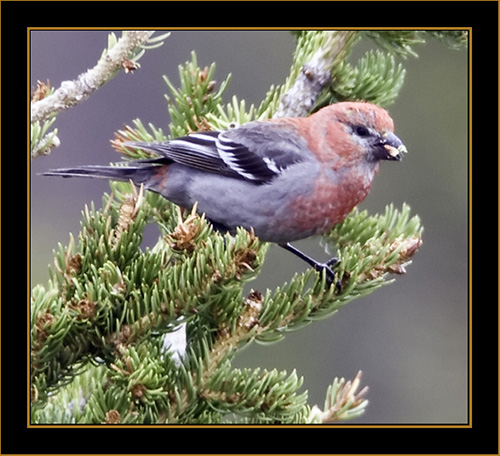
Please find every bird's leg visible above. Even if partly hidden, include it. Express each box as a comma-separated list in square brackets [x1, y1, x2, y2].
[279, 242, 340, 288]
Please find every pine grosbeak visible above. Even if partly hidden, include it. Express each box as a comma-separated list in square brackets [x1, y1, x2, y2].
[44, 102, 407, 284]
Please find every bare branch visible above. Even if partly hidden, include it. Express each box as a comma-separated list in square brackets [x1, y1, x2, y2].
[274, 31, 358, 118]
[31, 31, 154, 123]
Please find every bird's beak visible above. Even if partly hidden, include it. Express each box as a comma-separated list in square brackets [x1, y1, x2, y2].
[381, 132, 407, 161]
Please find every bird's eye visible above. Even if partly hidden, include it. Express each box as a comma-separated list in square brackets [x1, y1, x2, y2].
[355, 125, 370, 137]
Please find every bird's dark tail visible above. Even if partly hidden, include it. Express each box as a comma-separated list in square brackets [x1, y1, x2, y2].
[42, 163, 163, 185]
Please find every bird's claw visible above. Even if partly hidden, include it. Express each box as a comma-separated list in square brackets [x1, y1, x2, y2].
[278, 244, 342, 292]
[325, 257, 340, 268]
[313, 258, 342, 292]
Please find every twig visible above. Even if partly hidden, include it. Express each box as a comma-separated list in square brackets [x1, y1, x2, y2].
[309, 370, 369, 423]
[31, 31, 154, 123]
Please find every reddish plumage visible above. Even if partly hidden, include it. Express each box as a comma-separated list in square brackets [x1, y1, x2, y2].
[43, 102, 407, 285]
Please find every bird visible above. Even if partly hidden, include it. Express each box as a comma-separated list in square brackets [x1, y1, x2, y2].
[43, 102, 407, 286]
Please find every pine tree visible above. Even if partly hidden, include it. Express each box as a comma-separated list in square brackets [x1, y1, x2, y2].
[30, 30, 466, 424]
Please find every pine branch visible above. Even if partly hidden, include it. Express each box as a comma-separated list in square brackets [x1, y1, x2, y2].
[162, 51, 232, 137]
[31, 31, 154, 123]
[365, 30, 425, 58]
[206, 31, 360, 128]
[274, 30, 359, 118]
[308, 371, 369, 423]
[427, 30, 468, 50]
[202, 367, 308, 424]
[29, 30, 459, 424]
[327, 50, 406, 107]
[30, 31, 169, 158]
[30, 81, 60, 158]
[31, 193, 421, 422]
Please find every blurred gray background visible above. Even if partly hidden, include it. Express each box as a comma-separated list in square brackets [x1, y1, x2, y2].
[30, 30, 468, 424]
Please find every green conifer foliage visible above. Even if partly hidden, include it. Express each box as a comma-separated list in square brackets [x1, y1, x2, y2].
[31, 30, 466, 424]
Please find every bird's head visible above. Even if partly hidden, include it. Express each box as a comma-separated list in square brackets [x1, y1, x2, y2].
[309, 102, 408, 168]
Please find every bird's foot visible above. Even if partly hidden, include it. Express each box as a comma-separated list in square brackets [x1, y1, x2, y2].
[312, 257, 342, 292]
[279, 243, 341, 291]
